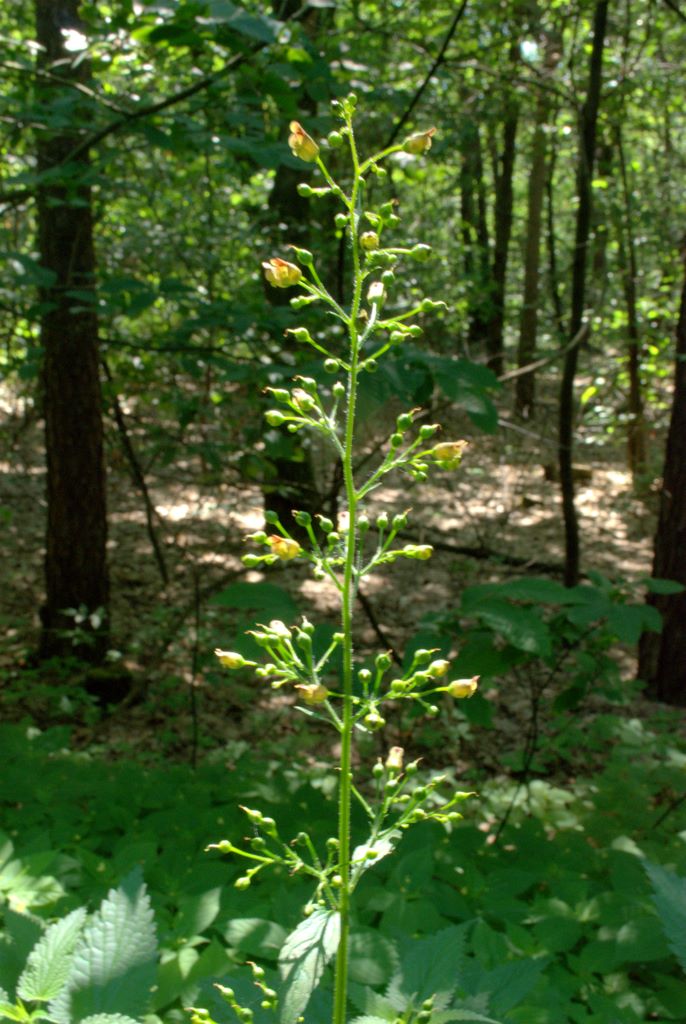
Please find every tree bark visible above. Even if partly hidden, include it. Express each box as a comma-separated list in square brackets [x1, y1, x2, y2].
[558, 0, 609, 587]
[460, 117, 491, 350]
[485, 76, 519, 376]
[35, 0, 109, 660]
[638, 246, 686, 705]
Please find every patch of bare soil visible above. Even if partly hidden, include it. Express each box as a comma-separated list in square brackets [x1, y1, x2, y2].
[2, 394, 680, 775]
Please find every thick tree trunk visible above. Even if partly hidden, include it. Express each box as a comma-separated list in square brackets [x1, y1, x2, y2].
[638, 250, 686, 705]
[558, 0, 609, 587]
[35, 0, 109, 660]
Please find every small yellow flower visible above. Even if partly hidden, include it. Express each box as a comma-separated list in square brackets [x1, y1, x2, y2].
[215, 649, 247, 669]
[385, 746, 404, 772]
[402, 127, 437, 155]
[262, 257, 302, 288]
[267, 535, 301, 560]
[431, 440, 468, 470]
[446, 676, 479, 699]
[288, 121, 320, 162]
[295, 683, 330, 705]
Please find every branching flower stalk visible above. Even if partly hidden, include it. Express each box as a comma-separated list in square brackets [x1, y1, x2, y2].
[204, 97, 478, 1024]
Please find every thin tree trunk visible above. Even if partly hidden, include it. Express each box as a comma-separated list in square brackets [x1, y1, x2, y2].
[35, 0, 109, 661]
[485, 72, 519, 376]
[558, 0, 609, 587]
[460, 118, 491, 350]
[616, 123, 647, 484]
[515, 95, 550, 417]
[638, 244, 686, 705]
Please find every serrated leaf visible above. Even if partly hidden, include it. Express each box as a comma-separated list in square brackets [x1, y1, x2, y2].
[386, 925, 467, 1011]
[645, 861, 686, 970]
[350, 1017, 394, 1024]
[278, 910, 340, 1024]
[432, 1012, 501, 1024]
[351, 832, 400, 882]
[80, 1016, 142, 1024]
[17, 908, 87, 1001]
[0, 1004, 27, 1023]
[48, 870, 157, 1024]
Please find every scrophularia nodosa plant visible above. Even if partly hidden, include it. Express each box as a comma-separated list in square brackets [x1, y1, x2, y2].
[196, 96, 478, 1024]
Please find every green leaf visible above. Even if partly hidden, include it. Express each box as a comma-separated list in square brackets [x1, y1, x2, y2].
[432, 1011, 501, 1024]
[79, 1016, 142, 1024]
[210, 581, 298, 619]
[464, 599, 552, 657]
[347, 929, 398, 987]
[386, 925, 467, 1011]
[350, 1017, 395, 1024]
[644, 861, 686, 971]
[17, 908, 87, 1002]
[278, 910, 340, 1024]
[643, 577, 685, 596]
[209, 1, 281, 42]
[48, 871, 157, 1024]
[223, 918, 287, 961]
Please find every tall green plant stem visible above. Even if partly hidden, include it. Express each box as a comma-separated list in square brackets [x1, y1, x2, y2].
[332, 126, 364, 1024]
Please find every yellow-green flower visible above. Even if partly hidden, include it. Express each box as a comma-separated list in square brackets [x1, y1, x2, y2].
[288, 121, 320, 162]
[262, 257, 302, 288]
[268, 535, 301, 560]
[295, 683, 330, 705]
[402, 127, 437, 155]
[431, 440, 468, 470]
[385, 746, 404, 771]
[446, 676, 479, 699]
[215, 649, 248, 669]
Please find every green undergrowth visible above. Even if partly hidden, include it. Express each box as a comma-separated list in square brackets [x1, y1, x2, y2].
[1, 717, 685, 1024]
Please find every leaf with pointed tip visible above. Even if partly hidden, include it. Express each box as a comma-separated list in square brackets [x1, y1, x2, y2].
[278, 910, 340, 1024]
[17, 909, 87, 1002]
[47, 871, 156, 1024]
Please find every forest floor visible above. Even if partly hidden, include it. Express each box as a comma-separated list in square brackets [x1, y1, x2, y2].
[2, 393, 684, 779]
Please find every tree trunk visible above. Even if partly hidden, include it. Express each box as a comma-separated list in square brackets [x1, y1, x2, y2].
[515, 92, 550, 418]
[558, 0, 609, 587]
[35, 0, 109, 661]
[485, 81, 518, 376]
[460, 118, 491, 350]
[616, 124, 647, 484]
[638, 247, 686, 705]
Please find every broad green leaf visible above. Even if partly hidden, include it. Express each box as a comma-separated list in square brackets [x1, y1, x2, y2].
[223, 918, 287, 960]
[347, 929, 397, 987]
[351, 832, 400, 881]
[80, 1016, 142, 1024]
[468, 600, 552, 657]
[48, 871, 157, 1024]
[432, 1011, 501, 1023]
[278, 910, 340, 1024]
[0, 1003, 27, 1023]
[17, 908, 87, 1001]
[643, 577, 685, 596]
[386, 925, 468, 1011]
[644, 861, 686, 971]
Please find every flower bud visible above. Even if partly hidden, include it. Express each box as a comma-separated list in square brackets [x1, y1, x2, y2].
[403, 544, 433, 560]
[334, 212, 348, 230]
[268, 619, 291, 639]
[242, 554, 262, 568]
[431, 440, 468, 470]
[372, 760, 385, 779]
[262, 257, 302, 288]
[332, 381, 346, 398]
[410, 244, 433, 262]
[385, 746, 404, 772]
[360, 231, 380, 251]
[367, 280, 386, 305]
[376, 511, 389, 530]
[381, 270, 395, 286]
[288, 121, 319, 162]
[427, 659, 450, 678]
[446, 676, 479, 699]
[295, 683, 330, 705]
[397, 412, 414, 431]
[327, 130, 344, 148]
[215, 649, 248, 669]
[293, 509, 311, 527]
[291, 388, 316, 412]
[419, 423, 440, 440]
[297, 183, 314, 197]
[317, 515, 334, 533]
[286, 327, 313, 345]
[324, 358, 339, 373]
[364, 710, 386, 731]
[296, 375, 317, 394]
[390, 433, 403, 448]
[265, 410, 286, 426]
[267, 535, 301, 560]
[289, 246, 314, 266]
[375, 651, 392, 671]
[392, 511, 408, 530]
[358, 668, 372, 684]
[234, 876, 251, 890]
[402, 127, 437, 155]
